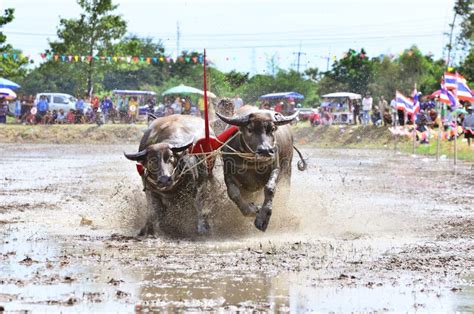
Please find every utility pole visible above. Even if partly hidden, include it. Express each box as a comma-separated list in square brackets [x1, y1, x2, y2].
[251, 48, 257, 76]
[176, 21, 180, 60]
[292, 43, 306, 73]
[326, 47, 331, 72]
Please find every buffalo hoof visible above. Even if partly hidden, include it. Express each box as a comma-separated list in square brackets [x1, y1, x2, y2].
[254, 209, 272, 232]
[138, 222, 155, 236]
[197, 218, 211, 234]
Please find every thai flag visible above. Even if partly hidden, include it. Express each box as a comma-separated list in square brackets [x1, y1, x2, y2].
[395, 90, 418, 113]
[439, 81, 459, 107]
[444, 72, 457, 90]
[456, 74, 474, 102]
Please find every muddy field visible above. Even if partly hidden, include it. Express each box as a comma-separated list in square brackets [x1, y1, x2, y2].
[0, 143, 473, 312]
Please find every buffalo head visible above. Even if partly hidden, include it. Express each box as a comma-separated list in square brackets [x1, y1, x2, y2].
[216, 110, 298, 157]
[124, 137, 194, 190]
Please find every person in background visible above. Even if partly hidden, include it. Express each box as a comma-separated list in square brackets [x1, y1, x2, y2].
[428, 109, 441, 128]
[66, 109, 75, 124]
[378, 96, 387, 120]
[462, 105, 474, 146]
[14, 97, 21, 123]
[182, 98, 192, 115]
[371, 106, 382, 126]
[91, 96, 100, 110]
[389, 97, 398, 126]
[75, 96, 85, 124]
[382, 108, 393, 126]
[37, 95, 49, 122]
[361, 92, 373, 125]
[120, 96, 129, 123]
[233, 94, 243, 112]
[170, 97, 181, 114]
[128, 97, 138, 124]
[352, 99, 361, 125]
[274, 102, 283, 113]
[56, 109, 66, 124]
[416, 110, 429, 144]
[42, 110, 54, 124]
[0, 97, 8, 124]
[100, 96, 113, 124]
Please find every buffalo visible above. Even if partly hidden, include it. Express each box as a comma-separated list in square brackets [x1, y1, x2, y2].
[216, 105, 305, 231]
[124, 114, 215, 236]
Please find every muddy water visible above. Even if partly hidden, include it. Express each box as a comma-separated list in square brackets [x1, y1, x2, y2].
[1, 143, 473, 312]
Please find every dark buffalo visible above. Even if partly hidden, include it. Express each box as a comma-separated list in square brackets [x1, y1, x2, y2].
[124, 114, 215, 236]
[216, 105, 304, 232]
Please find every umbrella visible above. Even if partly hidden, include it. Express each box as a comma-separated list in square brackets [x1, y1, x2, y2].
[0, 88, 17, 99]
[0, 77, 21, 89]
[259, 92, 304, 100]
[162, 84, 216, 98]
[321, 92, 361, 100]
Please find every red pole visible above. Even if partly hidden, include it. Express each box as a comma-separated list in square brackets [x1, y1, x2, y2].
[203, 49, 210, 147]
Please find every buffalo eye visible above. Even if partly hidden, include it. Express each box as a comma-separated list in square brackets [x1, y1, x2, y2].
[266, 124, 277, 134]
[246, 125, 253, 133]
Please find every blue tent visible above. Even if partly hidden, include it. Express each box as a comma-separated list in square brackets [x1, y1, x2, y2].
[0, 77, 20, 89]
[259, 92, 304, 100]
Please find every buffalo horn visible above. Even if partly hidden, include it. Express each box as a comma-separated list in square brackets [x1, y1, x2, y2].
[273, 110, 299, 125]
[170, 136, 194, 153]
[124, 149, 148, 161]
[216, 112, 250, 126]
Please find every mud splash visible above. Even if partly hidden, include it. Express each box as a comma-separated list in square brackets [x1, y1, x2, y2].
[0, 143, 473, 312]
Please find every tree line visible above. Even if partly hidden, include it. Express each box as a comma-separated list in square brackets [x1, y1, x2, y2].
[1, 0, 472, 107]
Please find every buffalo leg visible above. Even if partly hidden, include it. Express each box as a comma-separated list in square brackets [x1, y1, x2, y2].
[139, 190, 165, 236]
[224, 175, 260, 216]
[255, 168, 280, 232]
[194, 179, 211, 234]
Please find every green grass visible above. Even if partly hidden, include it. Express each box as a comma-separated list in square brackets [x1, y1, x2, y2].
[399, 137, 474, 162]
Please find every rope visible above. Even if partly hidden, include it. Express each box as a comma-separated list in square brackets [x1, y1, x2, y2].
[142, 130, 276, 192]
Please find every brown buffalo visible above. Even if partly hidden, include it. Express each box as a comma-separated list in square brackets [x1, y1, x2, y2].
[124, 114, 215, 236]
[216, 105, 303, 231]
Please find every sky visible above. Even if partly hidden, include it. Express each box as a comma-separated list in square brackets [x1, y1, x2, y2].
[1, 0, 456, 75]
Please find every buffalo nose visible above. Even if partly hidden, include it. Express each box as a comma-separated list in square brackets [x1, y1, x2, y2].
[158, 175, 172, 185]
[256, 147, 275, 156]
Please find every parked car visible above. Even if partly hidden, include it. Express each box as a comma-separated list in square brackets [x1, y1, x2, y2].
[34, 93, 77, 112]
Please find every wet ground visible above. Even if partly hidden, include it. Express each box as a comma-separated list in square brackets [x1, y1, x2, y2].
[0, 143, 473, 312]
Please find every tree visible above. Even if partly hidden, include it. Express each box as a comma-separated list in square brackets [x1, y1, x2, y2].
[446, 0, 473, 66]
[321, 48, 374, 95]
[0, 8, 29, 81]
[49, 0, 127, 94]
[0, 8, 14, 51]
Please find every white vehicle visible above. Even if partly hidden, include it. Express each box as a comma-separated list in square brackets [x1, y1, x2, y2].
[34, 93, 77, 112]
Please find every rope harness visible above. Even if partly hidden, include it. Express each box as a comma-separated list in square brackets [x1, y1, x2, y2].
[140, 130, 305, 193]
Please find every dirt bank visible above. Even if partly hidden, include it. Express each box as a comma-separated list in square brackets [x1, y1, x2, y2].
[0, 143, 473, 312]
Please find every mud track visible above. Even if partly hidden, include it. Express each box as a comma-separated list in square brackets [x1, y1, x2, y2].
[0, 143, 473, 312]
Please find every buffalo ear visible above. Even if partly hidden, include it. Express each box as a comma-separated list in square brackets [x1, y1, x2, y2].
[124, 149, 148, 161]
[170, 137, 194, 153]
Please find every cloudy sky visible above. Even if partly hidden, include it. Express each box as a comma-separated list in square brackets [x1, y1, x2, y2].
[1, 0, 456, 74]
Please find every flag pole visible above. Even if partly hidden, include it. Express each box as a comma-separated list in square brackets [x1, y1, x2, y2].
[203, 49, 210, 148]
[454, 121, 458, 165]
[436, 101, 441, 161]
[412, 84, 417, 155]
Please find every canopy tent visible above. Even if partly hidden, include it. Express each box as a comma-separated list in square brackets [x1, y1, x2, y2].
[0, 77, 20, 89]
[321, 92, 361, 100]
[0, 88, 17, 99]
[259, 92, 304, 100]
[112, 90, 156, 96]
[162, 84, 216, 98]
